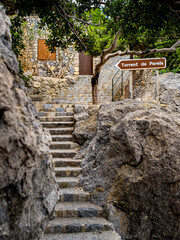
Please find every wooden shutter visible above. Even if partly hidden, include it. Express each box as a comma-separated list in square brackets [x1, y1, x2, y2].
[38, 39, 56, 61]
[79, 52, 93, 75]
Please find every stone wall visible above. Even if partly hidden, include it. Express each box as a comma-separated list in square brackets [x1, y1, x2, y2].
[113, 70, 155, 101]
[140, 72, 180, 112]
[73, 99, 180, 240]
[20, 16, 127, 82]
[19, 16, 80, 77]
[0, 6, 58, 240]
[27, 75, 78, 99]
[20, 16, 162, 104]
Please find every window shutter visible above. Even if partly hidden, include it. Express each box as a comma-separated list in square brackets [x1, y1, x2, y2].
[38, 39, 56, 61]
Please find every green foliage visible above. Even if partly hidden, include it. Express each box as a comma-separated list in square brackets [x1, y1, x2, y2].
[19, 63, 33, 87]
[102, 0, 180, 71]
[155, 40, 180, 73]
[5, 0, 180, 73]
[37, 1, 78, 52]
[10, 15, 33, 85]
[10, 15, 25, 58]
[104, 0, 179, 49]
[79, 8, 113, 56]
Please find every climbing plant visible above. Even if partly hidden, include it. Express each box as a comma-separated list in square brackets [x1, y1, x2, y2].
[10, 15, 25, 58]
[10, 15, 33, 86]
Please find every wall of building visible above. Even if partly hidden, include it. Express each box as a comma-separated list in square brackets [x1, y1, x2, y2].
[20, 16, 80, 77]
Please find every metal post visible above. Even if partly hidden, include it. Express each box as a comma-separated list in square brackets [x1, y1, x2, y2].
[129, 71, 133, 99]
[155, 70, 159, 101]
[121, 71, 124, 97]
[112, 74, 114, 102]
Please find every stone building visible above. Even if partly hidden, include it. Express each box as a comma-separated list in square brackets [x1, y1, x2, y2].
[21, 16, 147, 104]
[20, 16, 99, 78]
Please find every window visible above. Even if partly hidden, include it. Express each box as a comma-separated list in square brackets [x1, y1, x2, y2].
[38, 39, 56, 61]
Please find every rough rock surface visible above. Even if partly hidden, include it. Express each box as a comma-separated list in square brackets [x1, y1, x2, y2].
[27, 75, 77, 98]
[0, 6, 58, 240]
[75, 100, 180, 240]
[141, 72, 180, 112]
[73, 104, 100, 146]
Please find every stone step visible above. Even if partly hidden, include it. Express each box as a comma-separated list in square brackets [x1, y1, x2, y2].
[53, 100, 76, 104]
[55, 95, 92, 100]
[50, 149, 77, 158]
[56, 177, 80, 188]
[42, 122, 74, 128]
[38, 112, 74, 117]
[53, 158, 81, 168]
[51, 135, 74, 142]
[36, 104, 74, 113]
[55, 100, 92, 104]
[55, 202, 104, 218]
[34, 102, 74, 108]
[46, 217, 113, 234]
[42, 231, 121, 240]
[58, 94, 92, 98]
[57, 92, 92, 96]
[50, 142, 79, 150]
[54, 167, 82, 177]
[30, 94, 52, 102]
[55, 93, 92, 98]
[39, 116, 74, 122]
[59, 188, 90, 202]
[35, 103, 74, 108]
[49, 128, 74, 135]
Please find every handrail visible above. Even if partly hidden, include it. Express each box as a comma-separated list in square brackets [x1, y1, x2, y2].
[112, 69, 120, 83]
[114, 71, 129, 95]
[112, 69, 120, 101]
[113, 71, 124, 87]
[112, 69, 129, 101]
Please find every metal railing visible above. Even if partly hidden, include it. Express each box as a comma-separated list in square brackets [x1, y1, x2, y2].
[112, 69, 130, 101]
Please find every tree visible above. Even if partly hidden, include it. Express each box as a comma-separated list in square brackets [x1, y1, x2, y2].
[79, 0, 180, 103]
[2, 0, 180, 104]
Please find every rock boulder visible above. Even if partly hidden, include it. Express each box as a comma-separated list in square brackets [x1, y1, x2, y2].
[77, 100, 180, 240]
[73, 104, 100, 146]
[0, 5, 58, 240]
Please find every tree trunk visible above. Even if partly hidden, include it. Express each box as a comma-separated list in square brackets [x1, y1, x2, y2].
[91, 73, 100, 104]
[92, 83, 98, 104]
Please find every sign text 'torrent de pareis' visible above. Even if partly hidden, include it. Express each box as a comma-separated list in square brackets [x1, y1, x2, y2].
[117, 58, 166, 70]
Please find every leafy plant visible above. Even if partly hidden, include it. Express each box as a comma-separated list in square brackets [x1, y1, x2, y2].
[154, 40, 180, 73]
[10, 15, 25, 58]
[10, 15, 34, 85]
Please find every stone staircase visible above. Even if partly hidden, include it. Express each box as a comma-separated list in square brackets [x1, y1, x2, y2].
[37, 103, 121, 240]
[52, 76, 112, 104]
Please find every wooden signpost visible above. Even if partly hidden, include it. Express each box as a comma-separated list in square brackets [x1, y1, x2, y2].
[116, 58, 166, 100]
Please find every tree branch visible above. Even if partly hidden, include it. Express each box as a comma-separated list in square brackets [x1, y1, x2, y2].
[93, 27, 122, 77]
[52, 0, 87, 50]
[104, 39, 180, 61]
[93, 37, 180, 80]
[66, 15, 100, 26]
[103, 27, 121, 55]
[171, 39, 180, 48]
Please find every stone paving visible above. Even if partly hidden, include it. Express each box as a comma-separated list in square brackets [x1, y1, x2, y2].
[36, 102, 121, 240]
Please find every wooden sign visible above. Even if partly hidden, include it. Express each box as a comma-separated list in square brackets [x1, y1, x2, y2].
[117, 58, 166, 70]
